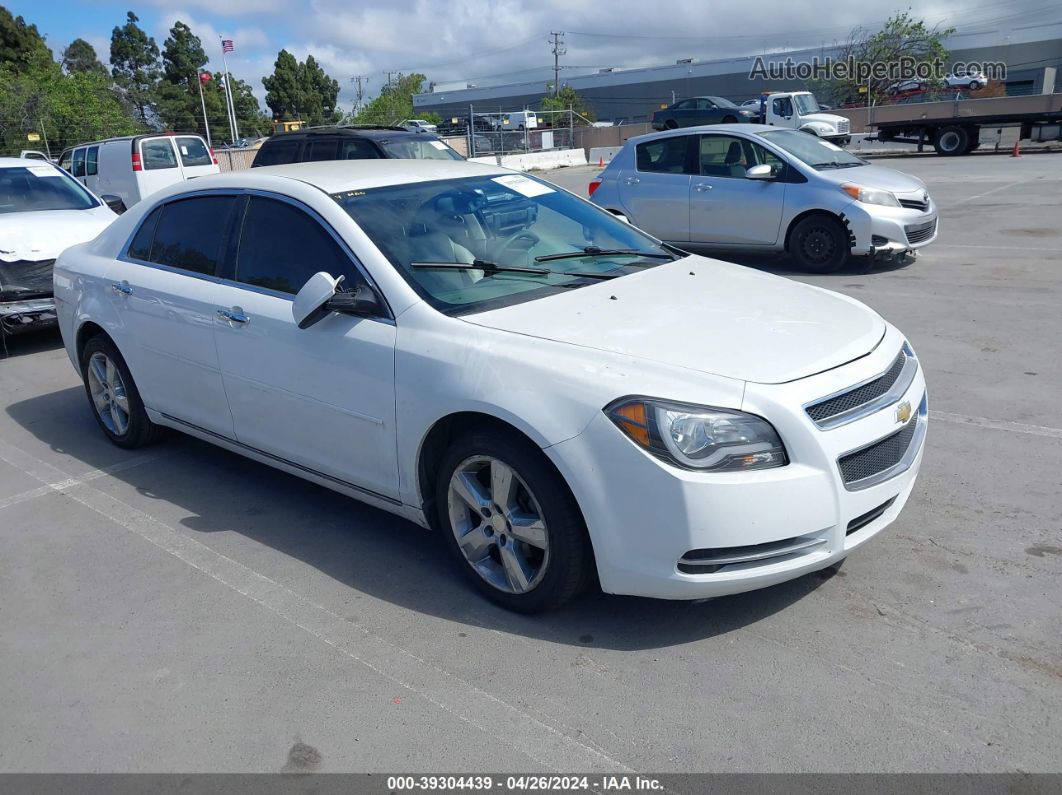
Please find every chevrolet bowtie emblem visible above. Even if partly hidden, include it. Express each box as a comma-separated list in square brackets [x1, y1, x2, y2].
[895, 401, 912, 424]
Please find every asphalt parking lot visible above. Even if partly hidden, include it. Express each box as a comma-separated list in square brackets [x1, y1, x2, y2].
[1, 151, 1059, 774]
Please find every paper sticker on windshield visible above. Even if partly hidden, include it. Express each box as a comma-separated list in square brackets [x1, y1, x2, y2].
[428, 140, 448, 150]
[28, 165, 61, 177]
[820, 140, 843, 151]
[492, 174, 554, 198]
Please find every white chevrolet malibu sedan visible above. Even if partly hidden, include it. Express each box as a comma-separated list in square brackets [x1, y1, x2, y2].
[54, 160, 927, 612]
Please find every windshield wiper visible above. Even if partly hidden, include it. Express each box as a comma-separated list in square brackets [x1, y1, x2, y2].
[814, 162, 862, 170]
[411, 259, 550, 275]
[534, 246, 674, 263]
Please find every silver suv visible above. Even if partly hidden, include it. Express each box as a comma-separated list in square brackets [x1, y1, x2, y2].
[589, 124, 938, 273]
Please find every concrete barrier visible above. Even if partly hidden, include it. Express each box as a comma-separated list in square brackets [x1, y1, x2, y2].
[588, 146, 621, 165]
[468, 148, 588, 171]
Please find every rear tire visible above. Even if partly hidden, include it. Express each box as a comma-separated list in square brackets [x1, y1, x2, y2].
[79, 335, 161, 449]
[722, 115, 737, 123]
[664, 119, 678, 130]
[933, 125, 970, 156]
[435, 428, 592, 613]
[789, 214, 850, 274]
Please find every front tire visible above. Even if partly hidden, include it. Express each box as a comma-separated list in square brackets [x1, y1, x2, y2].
[789, 214, 850, 273]
[664, 119, 678, 130]
[80, 335, 161, 449]
[435, 428, 592, 613]
[933, 125, 970, 156]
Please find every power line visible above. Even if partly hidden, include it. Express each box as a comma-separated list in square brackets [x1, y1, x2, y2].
[350, 75, 369, 110]
[550, 31, 566, 96]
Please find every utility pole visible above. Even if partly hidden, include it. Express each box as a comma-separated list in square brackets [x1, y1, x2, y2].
[550, 31, 565, 97]
[350, 75, 369, 112]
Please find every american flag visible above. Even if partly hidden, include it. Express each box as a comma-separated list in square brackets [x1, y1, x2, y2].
[221, 39, 234, 53]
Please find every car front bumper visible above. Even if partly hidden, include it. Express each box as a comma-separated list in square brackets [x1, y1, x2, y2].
[546, 326, 927, 600]
[844, 201, 939, 255]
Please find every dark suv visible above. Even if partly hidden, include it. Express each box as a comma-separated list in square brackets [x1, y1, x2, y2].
[251, 125, 464, 167]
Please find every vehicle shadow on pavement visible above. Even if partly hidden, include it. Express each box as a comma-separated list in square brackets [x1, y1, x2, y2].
[0, 328, 65, 359]
[7, 385, 839, 651]
[689, 248, 916, 276]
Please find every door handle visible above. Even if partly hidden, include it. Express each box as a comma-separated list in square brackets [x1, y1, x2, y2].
[217, 308, 249, 324]
[694, 183, 713, 192]
[110, 281, 132, 295]
[623, 176, 640, 185]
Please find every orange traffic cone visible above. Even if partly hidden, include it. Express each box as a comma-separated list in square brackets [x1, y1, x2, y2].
[598, 156, 604, 167]
[1011, 141, 1021, 157]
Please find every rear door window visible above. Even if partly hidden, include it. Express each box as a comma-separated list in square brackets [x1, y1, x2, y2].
[86, 146, 99, 176]
[72, 149, 86, 178]
[141, 138, 179, 170]
[635, 136, 692, 173]
[306, 139, 340, 161]
[147, 196, 237, 275]
[175, 136, 212, 167]
[254, 141, 299, 166]
[339, 139, 382, 159]
[127, 206, 162, 260]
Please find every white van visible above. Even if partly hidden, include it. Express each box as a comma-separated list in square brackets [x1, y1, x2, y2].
[58, 134, 219, 210]
[501, 111, 538, 130]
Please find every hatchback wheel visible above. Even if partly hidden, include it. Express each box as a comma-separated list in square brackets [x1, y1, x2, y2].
[436, 430, 592, 612]
[80, 336, 161, 448]
[789, 215, 850, 274]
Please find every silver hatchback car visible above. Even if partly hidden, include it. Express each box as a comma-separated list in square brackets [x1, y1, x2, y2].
[589, 124, 938, 272]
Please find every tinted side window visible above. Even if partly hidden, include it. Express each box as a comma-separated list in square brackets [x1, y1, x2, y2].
[235, 197, 354, 294]
[254, 141, 299, 166]
[72, 149, 86, 177]
[58, 151, 73, 171]
[339, 139, 382, 159]
[86, 146, 99, 176]
[149, 196, 236, 275]
[142, 139, 178, 170]
[127, 206, 162, 260]
[635, 136, 690, 174]
[176, 136, 212, 166]
[306, 138, 339, 161]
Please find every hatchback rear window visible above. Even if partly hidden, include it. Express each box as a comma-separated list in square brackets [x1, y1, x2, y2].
[141, 139, 178, 170]
[176, 136, 212, 167]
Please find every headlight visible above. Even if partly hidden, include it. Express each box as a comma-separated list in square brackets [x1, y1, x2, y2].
[840, 183, 900, 207]
[605, 397, 788, 471]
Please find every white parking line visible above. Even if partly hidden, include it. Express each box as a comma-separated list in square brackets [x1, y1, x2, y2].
[0, 438, 633, 774]
[0, 452, 168, 511]
[929, 410, 1062, 440]
[949, 178, 1038, 206]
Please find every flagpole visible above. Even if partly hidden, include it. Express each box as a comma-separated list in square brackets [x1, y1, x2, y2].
[196, 71, 212, 149]
[220, 37, 240, 142]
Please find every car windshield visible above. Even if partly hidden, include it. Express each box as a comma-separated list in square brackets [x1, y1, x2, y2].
[378, 138, 463, 161]
[756, 129, 864, 170]
[793, 94, 820, 114]
[0, 165, 98, 214]
[333, 174, 679, 315]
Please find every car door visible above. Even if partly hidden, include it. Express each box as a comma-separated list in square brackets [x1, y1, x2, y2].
[84, 145, 100, 194]
[617, 135, 693, 242]
[689, 134, 787, 245]
[174, 135, 219, 177]
[110, 194, 239, 437]
[212, 194, 400, 501]
[137, 137, 183, 200]
[71, 147, 87, 186]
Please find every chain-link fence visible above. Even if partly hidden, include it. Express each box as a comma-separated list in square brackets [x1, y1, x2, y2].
[445, 108, 587, 158]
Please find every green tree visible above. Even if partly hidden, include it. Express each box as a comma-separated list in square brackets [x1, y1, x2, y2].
[263, 49, 301, 120]
[817, 12, 954, 105]
[351, 72, 426, 125]
[0, 6, 50, 71]
[539, 84, 595, 124]
[299, 54, 340, 125]
[156, 21, 208, 135]
[61, 38, 108, 76]
[110, 11, 160, 123]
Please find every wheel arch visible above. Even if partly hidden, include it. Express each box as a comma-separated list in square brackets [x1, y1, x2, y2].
[783, 208, 852, 252]
[75, 320, 111, 360]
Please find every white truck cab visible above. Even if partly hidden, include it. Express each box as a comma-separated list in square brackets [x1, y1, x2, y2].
[758, 92, 851, 145]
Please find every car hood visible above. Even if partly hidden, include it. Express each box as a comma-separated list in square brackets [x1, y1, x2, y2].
[815, 164, 927, 193]
[0, 206, 116, 263]
[465, 256, 886, 385]
[803, 112, 849, 128]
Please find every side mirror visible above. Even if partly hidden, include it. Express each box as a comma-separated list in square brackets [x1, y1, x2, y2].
[292, 271, 382, 329]
[745, 164, 775, 180]
[101, 194, 127, 214]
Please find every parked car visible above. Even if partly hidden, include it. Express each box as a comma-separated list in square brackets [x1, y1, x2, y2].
[19, 149, 55, 163]
[887, 79, 927, 96]
[652, 96, 758, 130]
[398, 119, 439, 133]
[58, 133, 219, 210]
[252, 125, 463, 167]
[740, 99, 761, 109]
[55, 159, 927, 612]
[945, 68, 988, 90]
[0, 158, 118, 335]
[589, 124, 937, 273]
[499, 111, 538, 130]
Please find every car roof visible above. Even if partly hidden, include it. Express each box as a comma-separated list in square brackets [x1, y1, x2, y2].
[0, 157, 60, 168]
[266, 125, 437, 141]
[190, 159, 511, 195]
[626, 123, 773, 145]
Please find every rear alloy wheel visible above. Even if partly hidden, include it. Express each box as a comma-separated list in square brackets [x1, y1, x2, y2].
[664, 119, 678, 129]
[933, 125, 970, 156]
[436, 431, 591, 612]
[789, 215, 850, 274]
[80, 335, 161, 448]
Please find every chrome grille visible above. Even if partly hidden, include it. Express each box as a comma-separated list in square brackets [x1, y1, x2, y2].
[837, 119, 850, 134]
[839, 414, 918, 487]
[806, 348, 908, 428]
[905, 219, 937, 244]
[899, 198, 928, 211]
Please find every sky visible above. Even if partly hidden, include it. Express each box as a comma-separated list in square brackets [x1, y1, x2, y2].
[7, 0, 1060, 113]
